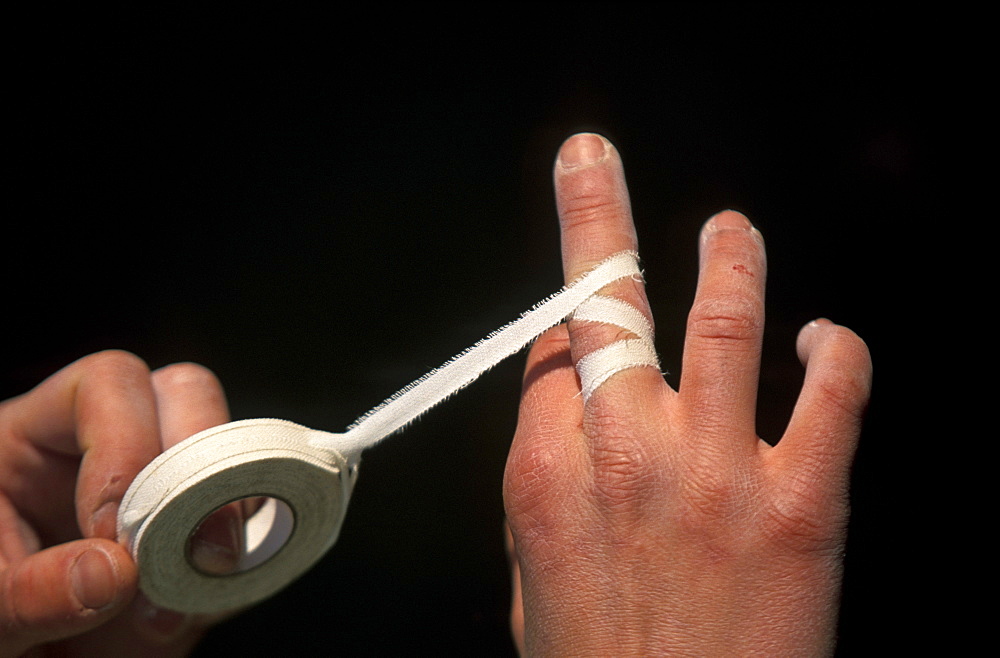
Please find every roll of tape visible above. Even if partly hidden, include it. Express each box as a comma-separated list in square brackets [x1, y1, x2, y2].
[117, 419, 357, 613]
[118, 251, 659, 614]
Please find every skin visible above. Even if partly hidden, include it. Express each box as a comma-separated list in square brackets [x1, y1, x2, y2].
[504, 133, 872, 655]
[0, 133, 871, 656]
[0, 351, 240, 657]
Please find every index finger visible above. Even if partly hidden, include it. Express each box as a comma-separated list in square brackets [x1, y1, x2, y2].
[4, 351, 162, 541]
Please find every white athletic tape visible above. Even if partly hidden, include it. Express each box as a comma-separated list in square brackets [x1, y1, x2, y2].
[571, 293, 659, 399]
[572, 295, 654, 343]
[575, 338, 660, 401]
[117, 251, 659, 613]
[335, 251, 649, 454]
[117, 419, 356, 613]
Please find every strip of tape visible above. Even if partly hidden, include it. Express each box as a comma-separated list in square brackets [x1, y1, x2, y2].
[118, 251, 659, 613]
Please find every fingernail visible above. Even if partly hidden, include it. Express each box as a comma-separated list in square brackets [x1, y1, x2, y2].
[706, 210, 753, 232]
[90, 501, 119, 540]
[701, 210, 763, 248]
[801, 318, 833, 338]
[188, 508, 242, 575]
[558, 133, 609, 170]
[71, 548, 120, 610]
[795, 318, 834, 358]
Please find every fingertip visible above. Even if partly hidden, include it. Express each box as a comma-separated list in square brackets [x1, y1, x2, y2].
[705, 209, 753, 231]
[795, 319, 870, 373]
[772, 319, 872, 494]
[88, 500, 120, 541]
[150, 361, 225, 397]
[76, 349, 153, 383]
[795, 318, 835, 364]
[151, 361, 230, 451]
[552, 132, 637, 284]
[151, 361, 228, 421]
[793, 319, 872, 416]
[700, 210, 763, 250]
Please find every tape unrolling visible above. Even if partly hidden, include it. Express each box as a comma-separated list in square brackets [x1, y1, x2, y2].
[117, 419, 356, 613]
[118, 251, 659, 613]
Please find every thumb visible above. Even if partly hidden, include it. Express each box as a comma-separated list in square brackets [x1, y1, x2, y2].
[0, 539, 136, 656]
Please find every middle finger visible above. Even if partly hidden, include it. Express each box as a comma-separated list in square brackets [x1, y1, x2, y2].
[678, 211, 767, 449]
[554, 133, 666, 412]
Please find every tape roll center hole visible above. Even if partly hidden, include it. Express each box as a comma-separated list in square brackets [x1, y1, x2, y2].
[187, 497, 295, 576]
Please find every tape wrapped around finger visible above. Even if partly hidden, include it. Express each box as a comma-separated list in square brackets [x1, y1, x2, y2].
[118, 251, 660, 614]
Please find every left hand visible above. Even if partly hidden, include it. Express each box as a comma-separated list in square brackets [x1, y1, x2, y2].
[0, 351, 239, 657]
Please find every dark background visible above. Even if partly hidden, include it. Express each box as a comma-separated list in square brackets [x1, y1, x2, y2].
[6, 6, 937, 655]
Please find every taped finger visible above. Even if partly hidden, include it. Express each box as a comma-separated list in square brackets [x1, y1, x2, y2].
[554, 133, 662, 404]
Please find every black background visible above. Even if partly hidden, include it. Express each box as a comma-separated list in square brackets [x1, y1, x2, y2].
[6, 6, 937, 655]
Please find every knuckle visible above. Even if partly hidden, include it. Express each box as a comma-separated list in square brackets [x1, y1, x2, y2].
[672, 465, 753, 562]
[760, 479, 849, 555]
[586, 417, 662, 510]
[503, 438, 576, 528]
[813, 329, 873, 419]
[813, 377, 869, 421]
[676, 460, 744, 525]
[74, 351, 152, 404]
[559, 195, 626, 233]
[590, 443, 657, 509]
[83, 349, 150, 379]
[152, 361, 220, 392]
[687, 294, 763, 345]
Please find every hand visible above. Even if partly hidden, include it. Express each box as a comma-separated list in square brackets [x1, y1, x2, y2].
[0, 351, 238, 657]
[504, 134, 872, 655]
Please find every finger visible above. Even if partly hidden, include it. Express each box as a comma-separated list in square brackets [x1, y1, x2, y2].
[503, 326, 596, 639]
[556, 133, 638, 282]
[4, 351, 162, 541]
[517, 326, 581, 428]
[678, 211, 767, 449]
[150, 362, 230, 451]
[106, 363, 238, 643]
[554, 133, 664, 406]
[0, 494, 39, 568]
[767, 319, 872, 487]
[504, 326, 588, 524]
[0, 539, 136, 656]
[150, 363, 239, 576]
